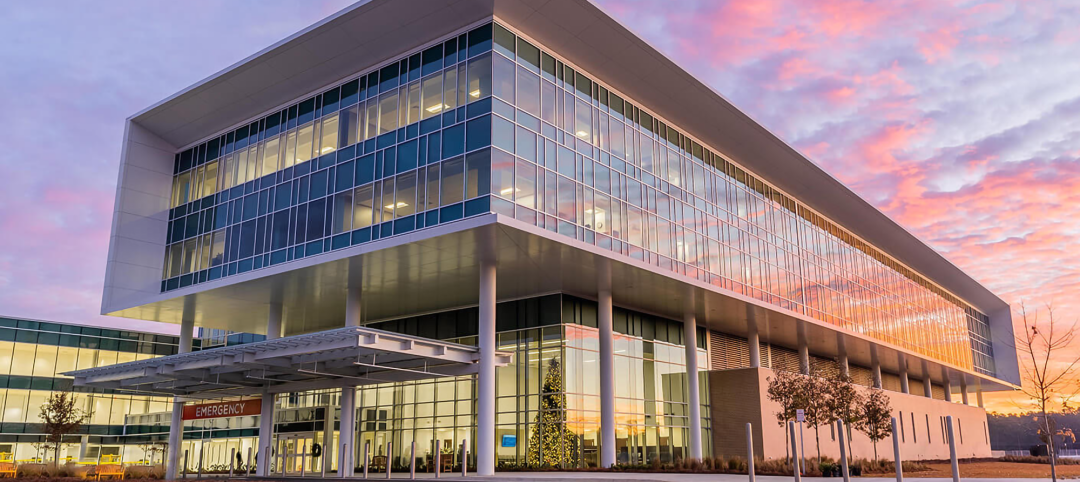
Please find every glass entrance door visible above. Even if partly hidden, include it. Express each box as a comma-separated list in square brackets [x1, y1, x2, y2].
[276, 433, 316, 476]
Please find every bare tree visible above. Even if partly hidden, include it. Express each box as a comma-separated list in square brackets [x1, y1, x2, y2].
[855, 388, 891, 460]
[766, 369, 804, 459]
[1015, 303, 1080, 482]
[800, 366, 832, 465]
[825, 372, 864, 459]
[39, 392, 88, 468]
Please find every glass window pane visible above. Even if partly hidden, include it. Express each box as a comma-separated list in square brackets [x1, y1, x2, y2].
[442, 68, 458, 110]
[202, 160, 219, 197]
[490, 149, 513, 199]
[378, 91, 399, 134]
[465, 149, 491, 199]
[426, 164, 440, 211]
[422, 74, 444, 118]
[493, 53, 515, 102]
[515, 159, 536, 209]
[404, 81, 420, 126]
[396, 172, 417, 217]
[517, 67, 540, 117]
[380, 178, 396, 221]
[296, 123, 314, 163]
[10, 344, 34, 376]
[467, 54, 491, 101]
[333, 191, 353, 234]
[353, 185, 374, 228]
[210, 230, 225, 266]
[319, 112, 339, 156]
[441, 157, 465, 205]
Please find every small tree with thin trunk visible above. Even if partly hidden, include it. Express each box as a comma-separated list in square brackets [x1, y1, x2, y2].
[825, 371, 864, 460]
[1014, 303, 1080, 482]
[40, 392, 88, 468]
[855, 388, 891, 460]
[800, 366, 832, 465]
[766, 369, 804, 459]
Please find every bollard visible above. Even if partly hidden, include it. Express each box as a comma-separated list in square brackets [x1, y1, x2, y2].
[197, 448, 203, 479]
[230, 447, 236, 477]
[946, 415, 959, 482]
[837, 420, 850, 482]
[182, 451, 187, 479]
[461, 440, 467, 477]
[410, 441, 416, 480]
[301, 442, 307, 478]
[386, 442, 393, 479]
[247, 447, 253, 476]
[788, 421, 801, 482]
[363, 441, 370, 479]
[435, 440, 441, 478]
[746, 423, 755, 482]
[891, 417, 903, 482]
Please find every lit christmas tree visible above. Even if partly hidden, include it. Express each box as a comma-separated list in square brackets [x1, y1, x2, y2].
[526, 358, 580, 468]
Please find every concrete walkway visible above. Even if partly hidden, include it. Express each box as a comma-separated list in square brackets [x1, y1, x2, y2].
[218, 471, 1058, 482]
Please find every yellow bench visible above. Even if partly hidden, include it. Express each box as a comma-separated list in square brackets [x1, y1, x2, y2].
[96, 455, 125, 480]
[0, 453, 14, 478]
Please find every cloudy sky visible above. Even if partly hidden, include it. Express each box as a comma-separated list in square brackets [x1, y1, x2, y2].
[2, 0, 1078, 412]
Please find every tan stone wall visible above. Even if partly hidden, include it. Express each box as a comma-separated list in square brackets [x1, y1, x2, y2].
[708, 367, 991, 461]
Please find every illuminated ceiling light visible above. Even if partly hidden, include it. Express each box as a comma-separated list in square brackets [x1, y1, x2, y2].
[585, 209, 593, 214]
[576, 130, 589, 138]
[320, 147, 335, 153]
[384, 202, 409, 209]
[499, 187, 518, 196]
[470, 89, 481, 98]
[425, 104, 445, 113]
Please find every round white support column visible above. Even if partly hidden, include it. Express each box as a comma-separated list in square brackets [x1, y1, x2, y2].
[837, 334, 849, 379]
[598, 267, 616, 468]
[477, 259, 496, 476]
[944, 378, 953, 402]
[683, 309, 702, 460]
[257, 395, 275, 476]
[961, 380, 970, 405]
[923, 377, 933, 398]
[267, 303, 283, 340]
[899, 359, 910, 394]
[747, 317, 761, 369]
[345, 287, 362, 327]
[870, 348, 882, 389]
[339, 387, 356, 477]
[166, 316, 194, 480]
[796, 323, 809, 375]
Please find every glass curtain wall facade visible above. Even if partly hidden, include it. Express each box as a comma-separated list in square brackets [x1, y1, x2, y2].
[161, 21, 994, 377]
[352, 294, 708, 469]
[0, 318, 180, 464]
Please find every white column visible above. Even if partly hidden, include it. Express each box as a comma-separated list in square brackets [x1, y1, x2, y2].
[924, 377, 933, 399]
[166, 316, 194, 480]
[961, 380, 970, 405]
[79, 435, 89, 462]
[797, 323, 809, 375]
[683, 309, 702, 460]
[477, 259, 496, 476]
[899, 358, 910, 394]
[944, 377, 954, 402]
[257, 395, 274, 476]
[257, 305, 283, 476]
[340, 387, 356, 476]
[267, 303, 283, 340]
[345, 287, 362, 327]
[837, 334, 849, 379]
[747, 317, 761, 369]
[870, 346, 882, 389]
[977, 383, 985, 408]
[598, 266, 616, 468]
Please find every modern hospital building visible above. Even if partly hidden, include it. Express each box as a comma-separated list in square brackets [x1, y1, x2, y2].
[73, 0, 1020, 476]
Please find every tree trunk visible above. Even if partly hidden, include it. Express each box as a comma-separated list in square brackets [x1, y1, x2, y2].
[784, 421, 790, 460]
[1044, 411, 1057, 482]
[847, 423, 853, 462]
[814, 426, 821, 466]
[55, 444, 61, 469]
[872, 440, 878, 461]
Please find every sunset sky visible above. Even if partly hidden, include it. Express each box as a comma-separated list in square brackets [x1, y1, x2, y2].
[2, 0, 1078, 413]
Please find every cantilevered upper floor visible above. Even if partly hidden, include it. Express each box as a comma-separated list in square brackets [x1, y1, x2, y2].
[103, 0, 1019, 392]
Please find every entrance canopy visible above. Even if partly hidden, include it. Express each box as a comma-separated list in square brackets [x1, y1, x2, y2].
[66, 326, 511, 400]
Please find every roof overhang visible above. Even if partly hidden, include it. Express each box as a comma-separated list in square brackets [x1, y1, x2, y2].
[66, 325, 511, 400]
[102, 214, 1020, 393]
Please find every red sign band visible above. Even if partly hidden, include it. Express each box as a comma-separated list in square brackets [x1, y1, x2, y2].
[182, 399, 262, 420]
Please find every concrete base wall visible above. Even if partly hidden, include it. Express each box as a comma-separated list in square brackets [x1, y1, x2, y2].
[709, 368, 991, 461]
